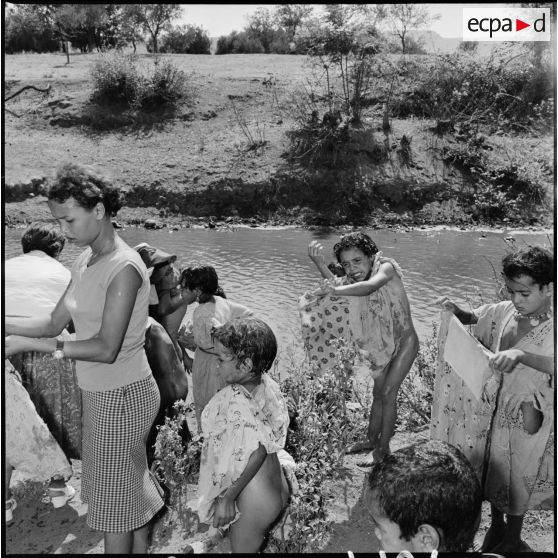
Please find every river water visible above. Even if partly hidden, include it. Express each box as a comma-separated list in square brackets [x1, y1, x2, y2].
[4, 226, 550, 369]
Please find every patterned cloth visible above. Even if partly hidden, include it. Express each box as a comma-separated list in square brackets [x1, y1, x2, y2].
[81, 375, 164, 532]
[192, 374, 290, 525]
[9, 345, 82, 460]
[191, 297, 253, 429]
[431, 301, 554, 514]
[5, 360, 72, 481]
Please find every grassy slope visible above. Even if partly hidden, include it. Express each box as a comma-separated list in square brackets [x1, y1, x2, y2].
[4, 52, 554, 228]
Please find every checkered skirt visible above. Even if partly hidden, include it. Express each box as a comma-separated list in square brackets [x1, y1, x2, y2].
[81, 375, 164, 532]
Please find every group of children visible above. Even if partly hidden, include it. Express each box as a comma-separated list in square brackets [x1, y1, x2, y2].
[5, 216, 553, 553]
[136, 229, 553, 553]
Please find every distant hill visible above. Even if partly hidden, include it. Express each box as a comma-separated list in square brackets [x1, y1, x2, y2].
[408, 30, 500, 55]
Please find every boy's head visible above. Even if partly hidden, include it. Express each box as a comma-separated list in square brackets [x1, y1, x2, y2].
[21, 223, 66, 259]
[333, 232, 378, 283]
[501, 246, 553, 316]
[134, 243, 178, 285]
[366, 440, 482, 553]
[212, 317, 277, 378]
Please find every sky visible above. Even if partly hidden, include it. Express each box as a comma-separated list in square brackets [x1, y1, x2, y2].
[178, 3, 518, 39]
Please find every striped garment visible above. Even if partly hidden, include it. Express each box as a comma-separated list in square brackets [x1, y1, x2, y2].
[81, 375, 164, 532]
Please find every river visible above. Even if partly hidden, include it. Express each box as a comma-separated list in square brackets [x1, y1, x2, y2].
[4, 226, 551, 370]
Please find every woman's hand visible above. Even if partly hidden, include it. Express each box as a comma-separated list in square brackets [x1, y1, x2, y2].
[489, 349, 523, 373]
[311, 279, 336, 297]
[212, 494, 237, 528]
[4, 335, 32, 356]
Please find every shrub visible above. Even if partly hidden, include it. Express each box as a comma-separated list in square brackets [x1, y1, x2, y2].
[155, 24, 211, 54]
[215, 31, 265, 54]
[90, 53, 190, 113]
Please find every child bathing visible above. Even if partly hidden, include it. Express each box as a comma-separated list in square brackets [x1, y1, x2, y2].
[436, 245, 554, 553]
[180, 265, 253, 430]
[308, 232, 419, 465]
[192, 317, 292, 553]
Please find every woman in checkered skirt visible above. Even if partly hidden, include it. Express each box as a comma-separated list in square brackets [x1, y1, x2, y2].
[6, 163, 164, 553]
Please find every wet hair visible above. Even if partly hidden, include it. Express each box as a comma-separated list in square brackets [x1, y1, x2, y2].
[328, 262, 346, 277]
[180, 265, 226, 303]
[47, 162, 123, 217]
[333, 231, 379, 262]
[367, 440, 482, 553]
[502, 245, 554, 287]
[21, 223, 66, 259]
[212, 317, 277, 376]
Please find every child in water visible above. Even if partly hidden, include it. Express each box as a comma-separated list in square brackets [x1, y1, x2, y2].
[192, 317, 292, 553]
[180, 265, 253, 430]
[309, 231, 419, 465]
[436, 245, 554, 553]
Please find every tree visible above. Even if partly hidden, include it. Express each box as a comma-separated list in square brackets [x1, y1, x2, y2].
[126, 4, 183, 54]
[274, 4, 313, 41]
[245, 7, 276, 53]
[388, 4, 440, 54]
[158, 24, 211, 54]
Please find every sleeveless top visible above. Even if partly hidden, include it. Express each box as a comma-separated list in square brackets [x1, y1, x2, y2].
[64, 238, 151, 391]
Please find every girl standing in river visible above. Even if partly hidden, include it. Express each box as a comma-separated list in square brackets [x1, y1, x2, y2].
[181, 265, 253, 431]
[5, 163, 164, 554]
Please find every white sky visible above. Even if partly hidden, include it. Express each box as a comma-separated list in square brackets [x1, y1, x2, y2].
[178, 3, 518, 39]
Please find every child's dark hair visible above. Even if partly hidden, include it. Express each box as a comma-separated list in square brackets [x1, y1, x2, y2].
[333, 231, 378, 262]
[502, 245, 554, 286]
[212, 317, 277, 376]
[367, 440, 482, 552]
[21, 223, 66, 259]
[181, 265, 226, 303]
[47, 162, 123, 217]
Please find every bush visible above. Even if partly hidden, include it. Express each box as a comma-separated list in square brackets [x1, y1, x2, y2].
[5, 8, 60, 54]
[90, 53, 189, 113]
[154, 25, 211, 54]
[215, 31, 265, 54]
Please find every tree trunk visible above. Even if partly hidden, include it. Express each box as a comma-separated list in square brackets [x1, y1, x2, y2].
[66, 40, 70, 64]
[401, 35, 406, 54]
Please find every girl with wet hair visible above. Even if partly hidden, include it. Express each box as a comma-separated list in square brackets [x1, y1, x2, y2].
[181, 265, 253, 430]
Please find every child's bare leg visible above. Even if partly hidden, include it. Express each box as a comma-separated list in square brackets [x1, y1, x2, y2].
[348, 375, 384, 454]
[377, 330, 419, 457]
[475, 504, 506, 552]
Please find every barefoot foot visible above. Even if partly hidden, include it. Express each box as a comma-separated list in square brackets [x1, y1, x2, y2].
[346, 440, 374, 455]
[356, 448, 384, 468]
[473, 522, 507, 552]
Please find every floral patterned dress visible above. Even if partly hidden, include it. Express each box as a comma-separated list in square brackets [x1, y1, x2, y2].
[5, 360, 72, 481]
[192, 374, 290, 525]
[432, 301, 554, 514]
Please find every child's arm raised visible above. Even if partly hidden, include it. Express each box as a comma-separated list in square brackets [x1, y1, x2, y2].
[436, 296, 478, 325]
[489, 349, 554, 376]
[329, 261, 395, 296]
[308, 241, 335, 280]
[212, 443, 267, 528]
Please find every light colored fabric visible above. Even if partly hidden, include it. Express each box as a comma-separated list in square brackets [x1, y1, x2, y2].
[298, 279, 352, 373]
[5, 360, 72, 481]
[476, 301, 554, 514]
[348, 253, 410, 377]
[192, 374, 290, 524]
[191, 297, 253, 427]
[4, 250, 70, 318]
[431, 301, 554, 514]
[64, 237, 152, 391]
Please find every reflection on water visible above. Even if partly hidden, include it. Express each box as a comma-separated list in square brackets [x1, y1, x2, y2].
[4, 227, 550, 369]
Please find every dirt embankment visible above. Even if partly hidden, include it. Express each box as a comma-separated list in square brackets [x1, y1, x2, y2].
[4, 53, 553, 231]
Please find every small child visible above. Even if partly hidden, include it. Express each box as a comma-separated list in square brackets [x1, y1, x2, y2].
[308, 232, 419, 465]
[366, 440, 482, 553]
[192, 317, 292, 553]
[435, 245, 554, 553]
[180, 265, 253, 430]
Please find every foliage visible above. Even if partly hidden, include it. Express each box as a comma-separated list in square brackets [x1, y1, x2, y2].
[90, 53, 190, 113]
[390, 49, 554, 132]
[126, 4, 183, 54]
[152, 399, 202, 526]
[274, 4, 314, 42]
[387, 4, 440, 54]
[4, 5, 60, 54]
[268, 338, 364, 552]
[397, 323, 437, 431]
[156, 24, 211, 54]
[215, 31, 265, 54]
